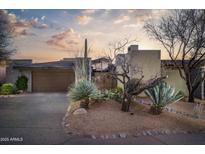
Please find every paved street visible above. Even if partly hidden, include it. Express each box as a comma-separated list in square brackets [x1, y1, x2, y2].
[63, 133, 205, 145]
[0, 93, 205, 145]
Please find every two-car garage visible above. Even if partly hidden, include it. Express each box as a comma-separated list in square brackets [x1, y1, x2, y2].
[32, 69, 75, 92]
[9, 59, 82, 93]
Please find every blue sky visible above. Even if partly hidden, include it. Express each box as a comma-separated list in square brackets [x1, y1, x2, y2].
[4, 9, 168, 62]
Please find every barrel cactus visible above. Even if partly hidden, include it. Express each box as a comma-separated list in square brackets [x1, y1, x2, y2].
[145, 81, 184, 114]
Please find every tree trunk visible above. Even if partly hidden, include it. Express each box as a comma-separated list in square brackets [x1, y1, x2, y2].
[121, 101, 129, 112]
[121, 76, 130, 112]
[121, 93, 131, 112]
[186, 72, 195, 103]
[121, 99, 130, 112]
[188, 94, 195, 102]
[187, 86, 195, 103]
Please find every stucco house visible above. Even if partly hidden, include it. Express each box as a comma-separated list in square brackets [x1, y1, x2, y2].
[2, 44, 205, 99]
[115, 45, 205, 99]
[5, 58, 91, 92]
[92, 57, 111, 72]
[161, 60, 205, 100]
[115, 45, 161, 94]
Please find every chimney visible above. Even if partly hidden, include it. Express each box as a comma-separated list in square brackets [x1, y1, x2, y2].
[128, 45, 139, 54]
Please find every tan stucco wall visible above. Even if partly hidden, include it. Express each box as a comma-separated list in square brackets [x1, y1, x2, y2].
[117, 50, 161, 96]
[6, 60, 32, 92]
[164, 69, 188, 96]
[0, 66, 6, 83]
[128, 50, 161, 80]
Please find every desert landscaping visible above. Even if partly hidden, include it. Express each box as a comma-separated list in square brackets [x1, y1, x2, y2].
[1, 9, 205, 145]
[63, 98, 205, 138]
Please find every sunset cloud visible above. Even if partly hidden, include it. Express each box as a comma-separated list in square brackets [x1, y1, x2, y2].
[1, 10, 49, 37]
[13, 17, 49, 37]
[113, 15, 130, 24]
[46, 28, 83, 51]
[123, 24, 139, 28]
[82, 9, 96, 14]
[41, 16, 46, 20]
[76, 15, 92, 25]
[3, 9, 169, 62]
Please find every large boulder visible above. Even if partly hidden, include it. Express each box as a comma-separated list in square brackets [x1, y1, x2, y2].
[73, 108, 87, 115]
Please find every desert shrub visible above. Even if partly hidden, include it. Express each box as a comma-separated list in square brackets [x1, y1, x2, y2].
[145, 81, 184, 114]
[0, 83, 14, 95]
[103, 87, 123, 102]
[15, 75, 28, 91]
[69, 80, 100, 108]
[89, 90, 105, 100]
[111, 86, 123, 95]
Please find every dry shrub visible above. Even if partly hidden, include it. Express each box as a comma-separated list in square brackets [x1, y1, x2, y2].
[67, 101, 81, 114]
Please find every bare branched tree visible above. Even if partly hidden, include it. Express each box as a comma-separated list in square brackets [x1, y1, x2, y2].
[107, 38, 166, 112]
[0, 10, 15, 60]
[144, 10, 205, 103]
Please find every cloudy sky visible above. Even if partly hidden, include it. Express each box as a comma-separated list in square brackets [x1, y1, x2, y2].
[4, 9, 168, 62]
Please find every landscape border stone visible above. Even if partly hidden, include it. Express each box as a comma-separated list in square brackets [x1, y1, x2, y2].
[165, 107, 205, 121]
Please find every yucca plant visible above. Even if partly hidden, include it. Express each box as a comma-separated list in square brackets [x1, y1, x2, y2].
[145, 81, 184, 114]
[69, 80, 99, 109]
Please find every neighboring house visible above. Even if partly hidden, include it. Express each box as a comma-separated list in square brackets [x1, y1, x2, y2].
[6, 58, 91, 92]
[162, 60, 205, 100]
[5, 44, 205, 99]
[115, 45, 161, 95]
[92, 57, 111, 72]
[116, 45, 205, 99]
[92, 57, 116, 90]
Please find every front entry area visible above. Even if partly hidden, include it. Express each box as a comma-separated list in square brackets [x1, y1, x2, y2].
[32, 69, 75, 92]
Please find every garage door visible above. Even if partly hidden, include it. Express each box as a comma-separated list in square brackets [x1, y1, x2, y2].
[32, 69, 75, 92]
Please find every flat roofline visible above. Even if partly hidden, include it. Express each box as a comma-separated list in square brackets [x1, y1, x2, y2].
[10, 59, 32, 61]
[134, 50, 161, 51]
[14, 67, 74, 70]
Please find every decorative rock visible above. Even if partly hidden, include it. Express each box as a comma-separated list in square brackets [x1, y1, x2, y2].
[165, 129, 171, 135]
[112, 134, 117, 139]
[73, 108, 87, 115]
[146, 131, 152, 136]
[91, 135, 96, 139]
[119, 133, 127, 138]
[159, 129, 164, 135]
[100, 135, 105, 139]
[105, 134, 109, 139]
[142, 131, 147, 136]
[151, 130, 158, 136]
[65, 123, 70, 127]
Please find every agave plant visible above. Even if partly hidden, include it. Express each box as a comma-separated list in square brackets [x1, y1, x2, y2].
[145, 81, 184, 114]
[69, 80, 99, 109]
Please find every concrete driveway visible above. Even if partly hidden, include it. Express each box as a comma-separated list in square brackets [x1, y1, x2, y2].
[0, 93, 70, 145]
[0, 93, 205, 145]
